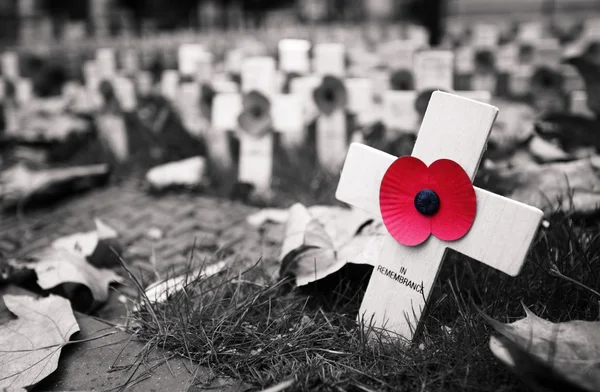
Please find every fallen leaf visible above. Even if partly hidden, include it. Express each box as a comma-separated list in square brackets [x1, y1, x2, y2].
[528, 136, 573, 163]
[135, 260, 227, 311]
[489, 336, 590, 392]
[486, 156, 600, 215]
[488, 99, 536, 153]
[246, 208, 290, 227]
[482, 305, 600, 392]
[0, 294, 79, 389]
[0, 163, 110, 209]
[282, 218, 384, 286]
[51, 219, 121, 268]
[15, 247, 123, 303]
[247, 203, 377, 258]
[146, 156, 206, 190]
[565, 57, 600, 118]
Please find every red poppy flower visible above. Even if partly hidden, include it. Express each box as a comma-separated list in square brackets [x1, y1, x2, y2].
[237, 90, 272, 138]
[379, 156, 477, 246]
[313, 75, 347, 116]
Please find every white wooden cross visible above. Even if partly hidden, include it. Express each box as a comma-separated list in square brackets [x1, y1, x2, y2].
[313, 43, 350, 170]
[383, 49, 492, 137]
[211, 56, 304, 192]
[336, 91, 543, 341]
[278, 39, 311, 75]
[1, 52, 20, 81]
[413, 51, 454, 92]
[160, 70, 179, 101]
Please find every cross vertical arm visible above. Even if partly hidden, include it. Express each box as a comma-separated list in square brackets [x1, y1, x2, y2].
[411, 91, 498, 179]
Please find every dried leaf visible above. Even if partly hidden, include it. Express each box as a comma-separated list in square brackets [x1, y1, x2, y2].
[17, 248, 123, 303]
[248, 203, 377, 262]
[134, 260, 227, 311]
[0, 294, 79, 389]
[488, 156, 600, 215]
[483, 305, 600, 392]
[566, 57, 600, 118]
[489, 336, 589, 392]
[146, 156, 207, 190]
[52, 219, 119, 261]
[0, 163, 110, 209]
[287, 219, 384, 287]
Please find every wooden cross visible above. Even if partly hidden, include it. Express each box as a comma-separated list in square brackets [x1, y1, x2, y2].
[336, 91, 543, 341]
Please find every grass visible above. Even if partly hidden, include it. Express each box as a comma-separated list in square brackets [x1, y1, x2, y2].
[126, 144, 600, 391]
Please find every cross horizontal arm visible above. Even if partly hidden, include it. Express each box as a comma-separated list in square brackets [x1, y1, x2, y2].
[335, 143, 394, 218]
[336, 143, 543, 276]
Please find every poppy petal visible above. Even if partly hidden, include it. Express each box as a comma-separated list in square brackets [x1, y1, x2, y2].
[313, 75, 347, 116]
[380, 156, 432, 246]
[428, 159, 477, 241]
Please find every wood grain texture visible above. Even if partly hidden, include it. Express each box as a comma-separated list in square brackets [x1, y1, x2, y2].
[336, 92, 543, 340]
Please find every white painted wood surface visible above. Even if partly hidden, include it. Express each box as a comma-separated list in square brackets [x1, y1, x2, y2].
[413, 51, 454, 92]
[15, 79, 32, 106]
[335, 92, 543, 341]
[241, 56, 277, 97]
[278, 39, 311, 74]
[313, 43, 345, 77]
[96, 48, 116, 80]
[471, 74, 497, 94]
[317, 110, 347, 171]
[211, 93, 242, 132]
[382, 91, 418, 133]
[121, 49, 139, 75]
[176, 82, 204, 136]
[113, 76, 136, 112]
[178, 43, 205, 76]
[1, 52, 19, 80]
[208, 93, 241, 171]
[290, 76, 321, 124]
[345, 78, 373, 125]
[238, 132, 274, 192]
[196, 51, 214, 83]
[471, 23, 499, 49]
[509, 65, 533, 97]
[135, 71, 154, 97]
[377, 40, 419, 71]
[272, 94, 304, 148]
[455, 46, 475, 74]
[160, 70, 179, 101]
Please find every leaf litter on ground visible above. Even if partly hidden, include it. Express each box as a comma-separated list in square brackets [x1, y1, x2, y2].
[11, 247, 123, 304]
[0, 294, 79, 390]
[51, 218, 122, 268]
[481, 304, 600, 392]
[248, 203, 385, 286]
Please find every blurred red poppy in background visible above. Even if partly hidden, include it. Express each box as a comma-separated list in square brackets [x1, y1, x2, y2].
[237, 90, 272, 138]
[313, 75, 347, 116]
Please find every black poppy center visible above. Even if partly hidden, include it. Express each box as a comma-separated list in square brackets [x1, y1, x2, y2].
[414, 189, 440, 216]
[250, 106, 263, 118]
[323, 89, 335, 103]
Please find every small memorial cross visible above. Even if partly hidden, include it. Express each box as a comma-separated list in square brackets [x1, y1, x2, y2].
[336, 91, 543, 341]
[313, 43, 349, 170]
